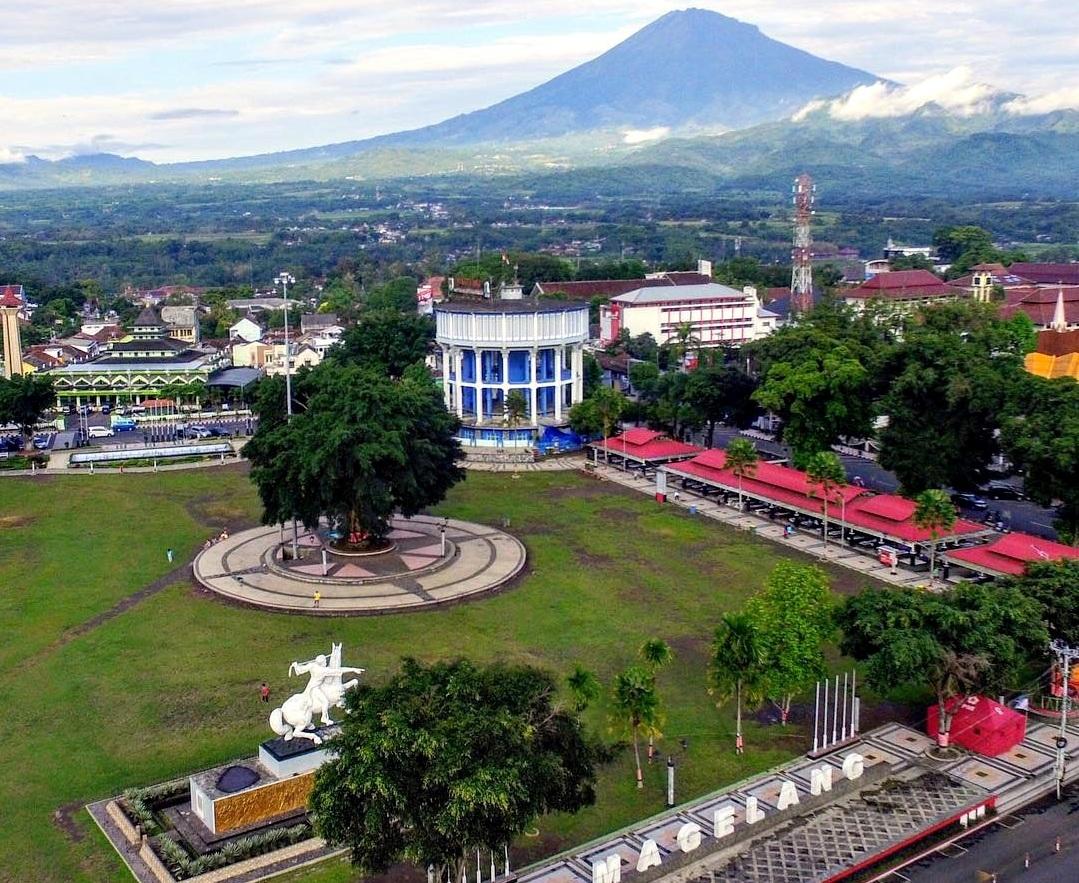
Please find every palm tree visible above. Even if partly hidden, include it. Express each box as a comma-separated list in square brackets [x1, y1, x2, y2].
[914, 489, 957, 589]
[565, 665, 600, 718]
[592, 386, 626, 464]
[710, 613, 766, 753]
[504, 390, 528, 447]
[805, 451, 847, 557]
[613, 665, 660, 790]
[725, 438, 759, 511]
[670, 323, 700, 372]
[638, 639, 673, 760]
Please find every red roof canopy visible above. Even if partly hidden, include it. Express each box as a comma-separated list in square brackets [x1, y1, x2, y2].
[594, 430, 700, 463]
[927, 695, 1025, 756]
[946, 531, 1079, 576]
[844, 495, 984, 543]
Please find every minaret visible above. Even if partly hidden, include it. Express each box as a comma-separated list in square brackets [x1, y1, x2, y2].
[1051, 283, 1067, 332]
[0, 284, 24, 379]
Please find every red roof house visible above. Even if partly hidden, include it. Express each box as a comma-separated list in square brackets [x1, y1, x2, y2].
[946, 531, 1079, 577]
[1007, 263, 1079, 286]
[591, 428, 700, 464]
[845, 270, 959, 303]
[927, 695, 1026, 756]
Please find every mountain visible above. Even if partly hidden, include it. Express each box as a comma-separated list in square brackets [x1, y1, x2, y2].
[372, 8, 882, 144]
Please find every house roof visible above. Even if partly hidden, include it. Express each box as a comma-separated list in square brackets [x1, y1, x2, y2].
[592, 429, 701, 463]
[1000, 286, 1079, 327]
[1034, 328, 1079, 356]
[0, 284, 25, 308]
[531, 272, 711, 300]
[133, 306, 163, 327]
[611, 282, 750, 306]
[846, 270, 956, 300]
[110, 337, 189, 353]
[1007, 263, 1079, 286]
[946, 532, 1079, 577]
[845, 495, 984, 543]
[436, 298, 588, 315]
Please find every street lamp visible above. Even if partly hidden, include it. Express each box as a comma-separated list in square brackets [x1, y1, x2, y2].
[274, 272, 296, 418]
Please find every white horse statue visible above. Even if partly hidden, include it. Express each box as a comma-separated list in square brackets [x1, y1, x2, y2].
[268, 643, 364, 744]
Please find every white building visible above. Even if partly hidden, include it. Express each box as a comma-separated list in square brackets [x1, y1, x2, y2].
[598, 283, 778, 348]
[229, 317, 263, 343]
[435, 299, 589, 447]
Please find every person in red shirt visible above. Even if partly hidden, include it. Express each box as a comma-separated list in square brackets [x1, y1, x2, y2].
[259, 682, 270, 703]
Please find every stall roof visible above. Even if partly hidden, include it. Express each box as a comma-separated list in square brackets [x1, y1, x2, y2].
[845, 495, 985, 544]
[591, 429, 700, 463]
[946, 531, 1079, 577]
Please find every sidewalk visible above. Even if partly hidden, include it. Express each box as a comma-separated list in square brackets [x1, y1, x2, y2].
[590, 462, 929, 589]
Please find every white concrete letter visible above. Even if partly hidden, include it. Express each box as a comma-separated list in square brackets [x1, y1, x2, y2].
[676, 823, 702, 853]
[712, 806, 736, 839]
[591, 854, 621, 883]
[777, 781, 800, 811]
[842, 753, 864, 782]
[636, 840, 662, 873]
[745, 796, 766, 825]
[810, 765, 833, 796]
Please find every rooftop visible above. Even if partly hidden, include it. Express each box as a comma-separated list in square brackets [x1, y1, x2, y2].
[1007, 262, 1079, 286]
[846, 270, 957, 300]
[592, 429, 701, 462]
[0, 284, 25, 308]
[946, 531, 1079, 577]
[436, 298, 589, 314]
[611, 282, 752, 306]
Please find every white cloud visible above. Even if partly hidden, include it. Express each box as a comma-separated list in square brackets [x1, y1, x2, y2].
[792, 66, 1075, 122]
[622, 127, 669, 144]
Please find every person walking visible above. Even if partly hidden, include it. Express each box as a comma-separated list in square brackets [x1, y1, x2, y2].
[313, 590, 321, 609]
[166, 547, 174, 563]
[259, 682, 271, 703]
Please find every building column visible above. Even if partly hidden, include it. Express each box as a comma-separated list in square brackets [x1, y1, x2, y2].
[441, 345, 452, 409]
[529, 347, 539, 427]
[572, 345, 584, 402]
[476, 360, 485, 424]
[454, 349, 464, 418]
[554, 347, 563, 422]
[501, 349, 510, 422]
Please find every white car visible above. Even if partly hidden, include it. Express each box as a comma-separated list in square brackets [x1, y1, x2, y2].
[87, 426, 115, 439]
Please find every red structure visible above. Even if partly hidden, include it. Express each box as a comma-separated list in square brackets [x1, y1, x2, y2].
[927, 695, 1026, 756]
[589, 428, 700, 468]
[946, 531, 1079, 577]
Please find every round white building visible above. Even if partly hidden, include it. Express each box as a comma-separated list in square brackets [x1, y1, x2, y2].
[435, 298, 589, 448]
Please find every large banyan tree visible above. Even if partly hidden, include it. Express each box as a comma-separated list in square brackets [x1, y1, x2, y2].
[245, 359, 463, 549]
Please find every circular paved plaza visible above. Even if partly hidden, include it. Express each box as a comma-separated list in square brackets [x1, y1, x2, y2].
[193, 514, 526, 614]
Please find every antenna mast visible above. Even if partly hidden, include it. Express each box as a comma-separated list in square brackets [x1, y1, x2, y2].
[791, 173, 815, 315]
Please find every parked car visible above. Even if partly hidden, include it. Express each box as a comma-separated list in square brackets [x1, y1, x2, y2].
[207, 426, 230, 437]
[100, 404, 111, 415]
[982, 483, 1026, 501]
[32, 433, 52, 450]
[951, 492, 989, 510]
[87, 426, 115, 439]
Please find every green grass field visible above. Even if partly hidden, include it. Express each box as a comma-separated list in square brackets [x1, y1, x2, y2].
[0, 466, 881, 883]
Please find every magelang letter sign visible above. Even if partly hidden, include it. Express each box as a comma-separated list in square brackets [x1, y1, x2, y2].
[591, 753, 866, 883]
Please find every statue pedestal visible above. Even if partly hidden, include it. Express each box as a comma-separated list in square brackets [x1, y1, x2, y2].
[258, 726, 338, 777]
[189, 727, 339, 836]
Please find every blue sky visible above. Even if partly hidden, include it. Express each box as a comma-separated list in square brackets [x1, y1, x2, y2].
[1, 1, 1076, 163]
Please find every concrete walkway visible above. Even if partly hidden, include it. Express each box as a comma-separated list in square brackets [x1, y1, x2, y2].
[590, 462, 930, 589]
[463, 455, 585, 472]
[193, 515, 527, 614]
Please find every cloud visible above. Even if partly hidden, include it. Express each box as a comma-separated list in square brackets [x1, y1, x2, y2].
[794, 67, 1003, 121]
[149, 108, 240, 120]
[622, 127, 669, 145]
[1003, 86, 1079, 115]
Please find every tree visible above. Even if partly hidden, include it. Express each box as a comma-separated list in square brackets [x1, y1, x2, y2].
[628, 361, 660, 400]
[710, 612, 766, 753]
[366, 277, 418, 313]
[245, 360, 463, 546]
[582, 354, 603, 397]
[913, 489, 957, 588]
[1001, 376, 1079, 544]
[933, 226, 995, 264]
[333, 311, 433, 379]
[668, 323, 700, 372]
[566, 665, 601, 717]
[504, 390, 527, 433]
[625, 333, 659, 363]
[754, 340, 873, 468]
[685, 363, 758, 446]
[612, 665, 661, 790]
[569, 387, 625, 460]
[310, 658, 601, 879]
[805, 451, 847, 557]
[725, 438, 758, 510]
[745, 562, 833, 725]
[638, 638, 673, 761]
[1002, 560, 1079, 643]
[837, 584, 1048, 749]
[0, 374, 55, 449]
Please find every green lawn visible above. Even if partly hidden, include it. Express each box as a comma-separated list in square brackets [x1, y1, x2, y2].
[0, 466, 881, 882]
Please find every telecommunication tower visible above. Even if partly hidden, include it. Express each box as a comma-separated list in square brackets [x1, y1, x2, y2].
[790, 173, 816, 315]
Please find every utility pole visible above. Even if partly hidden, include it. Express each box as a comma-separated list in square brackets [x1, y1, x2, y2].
[274, 272, 296, 418]
[1050, 639, 1079, 800]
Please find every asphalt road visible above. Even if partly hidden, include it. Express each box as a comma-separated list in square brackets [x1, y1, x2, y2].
[906, 784, 1079, 882]
[698, 427, 1061, 542]
[57, 411, 255, 449]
